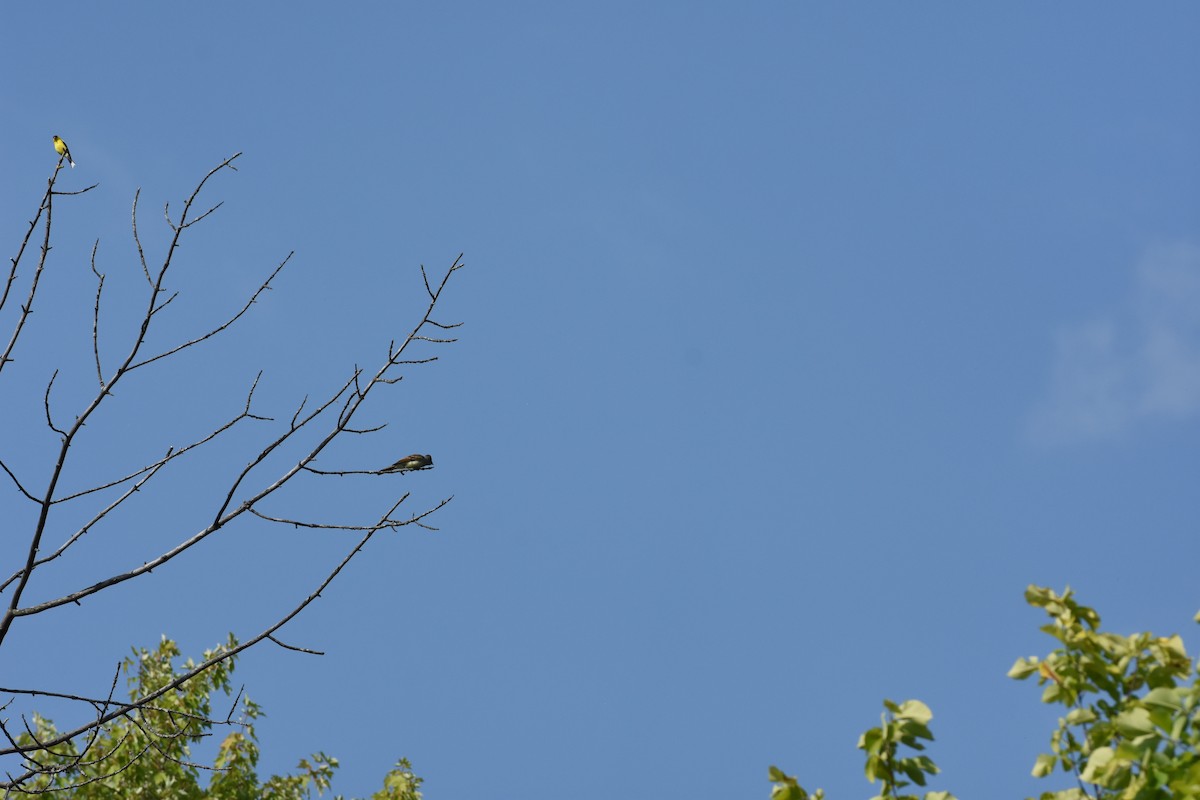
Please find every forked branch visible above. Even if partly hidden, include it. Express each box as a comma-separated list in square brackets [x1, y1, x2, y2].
[0, 151, 464, 795]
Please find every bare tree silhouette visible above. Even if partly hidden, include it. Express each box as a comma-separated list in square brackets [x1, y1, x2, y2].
[0, 150, 462, 793]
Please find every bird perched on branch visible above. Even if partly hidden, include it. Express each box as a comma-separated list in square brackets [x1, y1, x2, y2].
[381, 454, 434, 473]
[52, 135, 76, 168]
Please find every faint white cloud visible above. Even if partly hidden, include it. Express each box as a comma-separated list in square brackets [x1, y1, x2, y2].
[1028, 242, 1200, 444]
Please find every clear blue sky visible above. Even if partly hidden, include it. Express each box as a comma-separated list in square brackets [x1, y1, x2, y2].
[2, 3, 1198, 798]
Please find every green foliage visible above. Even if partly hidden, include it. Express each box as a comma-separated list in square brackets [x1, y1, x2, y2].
[1009, 585, 1200, 799]
[856, 700, 954, 800]
[369, 759, 423, 800]
[769, 699, 954, 800]
[769, 765, 824, 800]
[14, 636, 422, 799]
[770, 586, 1200, 800]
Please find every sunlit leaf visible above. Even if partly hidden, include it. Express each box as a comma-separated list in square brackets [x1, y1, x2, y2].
[1142, 686, 1183, 712]
[896, 700, 932, 725]
[1064, 708, 1096, 725]
[1115, 707, 1155, 737]
[1008, 658, 1039, 679]
[768, 766, 793, 783]
[1032, 753, 1056, 777]
[1079, 746, 1115, 784]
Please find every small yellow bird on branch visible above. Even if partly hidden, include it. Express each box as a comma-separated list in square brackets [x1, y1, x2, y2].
[380, 454, 434, 473]
[52, 135, 76, 168]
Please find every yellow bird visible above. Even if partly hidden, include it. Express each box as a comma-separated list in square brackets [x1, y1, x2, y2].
[52, 135, 76, 168]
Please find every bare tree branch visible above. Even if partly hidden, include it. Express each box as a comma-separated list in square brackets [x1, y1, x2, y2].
[0, 154, 253, 649]
[0, 686, 241, 732]
[130, 254, 290, 370]
[42, 371, 65, 438]
[267, 636, 324, 656]
[0, 149, 463, 793]
[0, 185, 51, 318]
[249, 494, 451, 532]
[0, 170, 99, 375]
[130, 188, 152, 286]
[0, 493, 418, 782]
[0, 460, 38, 504]
[0, 460, 168, 595]
[88, 241, 104, 387]
[0, 179, 56, 377]
[13, 248, 462, 614]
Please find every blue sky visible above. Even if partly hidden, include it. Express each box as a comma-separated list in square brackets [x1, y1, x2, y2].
[2, 3, 1199, 798]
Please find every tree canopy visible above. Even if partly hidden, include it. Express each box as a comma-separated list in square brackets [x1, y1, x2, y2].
[770, 586, 1200, 800]
[16, 635, 422, 799]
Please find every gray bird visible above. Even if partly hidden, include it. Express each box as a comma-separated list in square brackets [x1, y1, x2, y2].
[381, 454, 434, 473]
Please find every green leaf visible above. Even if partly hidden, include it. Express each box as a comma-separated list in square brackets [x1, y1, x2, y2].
[896, 700, 933, 725]
[769, 766, 808, 800]
[1146, 705, 1175, 733]
[1115, 707, 1155, 737]
[1079, 746, 1115, 784]
[858, 728, 883, 754]
[1142, 687, 1183, 712]
[1032, 753, 1056, 777]
[1007, 658, 1039, 680]
[1025, 585, 1053, 606]
[771, 786, 808, 800]
[900, 759, 929, 786]
[1064, 708, 1096, 725]
[900, 721, 935, 742]
[768, 766, 792, 782]
[1113, 740, 1152, 762]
